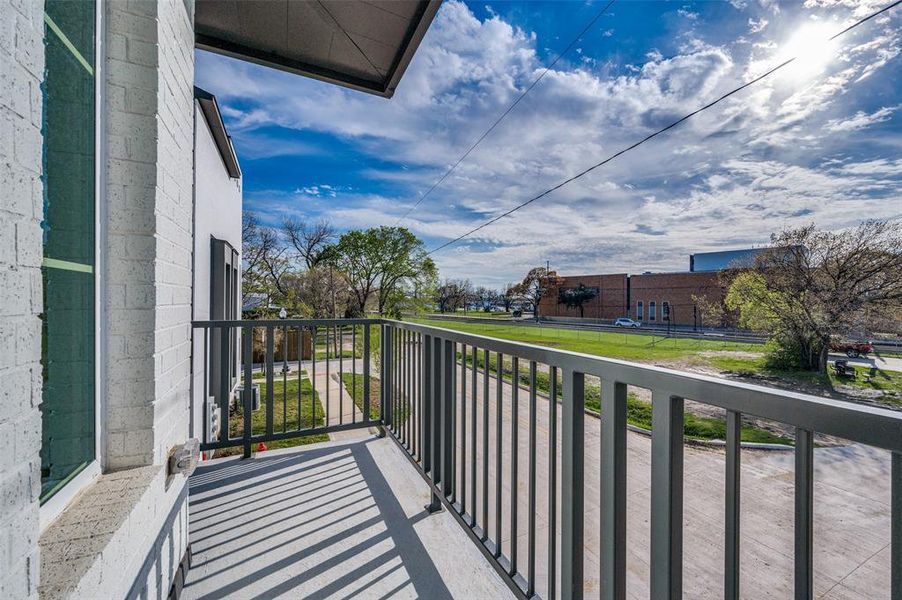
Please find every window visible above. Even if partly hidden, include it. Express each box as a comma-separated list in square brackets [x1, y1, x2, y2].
[40, 0, 97, 502]
[210, 239, 240, 399]
[636, 301, 643, 320]
[649, 301, 657, 321]
[662, 301, 670, 321]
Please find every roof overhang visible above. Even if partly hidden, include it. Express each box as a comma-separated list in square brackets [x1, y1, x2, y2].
[194, 0, 442, 98]
[194, 86, 242, 179]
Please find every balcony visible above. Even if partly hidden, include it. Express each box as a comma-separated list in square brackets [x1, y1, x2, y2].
[187, 318, 902, 599]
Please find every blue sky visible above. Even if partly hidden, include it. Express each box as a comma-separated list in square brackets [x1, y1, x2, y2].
[196, 0, 902, 287]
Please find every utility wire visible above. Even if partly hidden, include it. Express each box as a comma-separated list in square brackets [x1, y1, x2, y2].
[427, 0, 901, 255]
[395, 0, 617, 225]
[317, 0, 385, 78]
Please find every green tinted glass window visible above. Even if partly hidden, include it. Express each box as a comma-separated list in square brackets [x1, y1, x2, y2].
[40, 0, 96, 502]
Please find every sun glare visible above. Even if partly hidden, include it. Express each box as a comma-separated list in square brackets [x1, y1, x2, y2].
[777, 22, 840, 80]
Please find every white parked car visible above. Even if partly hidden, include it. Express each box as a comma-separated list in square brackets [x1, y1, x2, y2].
[614, 317, 641, 328]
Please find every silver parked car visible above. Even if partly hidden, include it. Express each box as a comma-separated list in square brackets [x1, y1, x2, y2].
[614, 317, 641, 328]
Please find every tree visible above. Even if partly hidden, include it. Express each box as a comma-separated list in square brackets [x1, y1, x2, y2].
[513, 267, 564, 320]
[282, 218, 335, 269]
[558, 283, 598, 318]
[435, 279, 474, 313]
[501, 283, 517, 312]
[283, 267, 349, 318]
[242, 211, 289, 300]
[325, 226, 434, 317]
[724, 220, 902, 372]
[475, 286, 501, 312]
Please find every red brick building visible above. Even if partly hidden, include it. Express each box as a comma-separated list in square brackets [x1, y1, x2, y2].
[538, 274, 628, 320]
[629, 271, 726, 327]
[539, 271, 730, 327]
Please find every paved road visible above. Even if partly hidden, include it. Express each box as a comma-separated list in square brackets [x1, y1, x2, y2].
[404, 364, 894, 599]
[830, 352, 902, 372]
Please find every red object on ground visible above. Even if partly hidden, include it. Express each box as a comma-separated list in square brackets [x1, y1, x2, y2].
[257, 442, 268, 452]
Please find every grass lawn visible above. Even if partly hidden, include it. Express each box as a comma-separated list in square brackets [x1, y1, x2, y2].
[410, 317, 760, 362]
[460, 350, 792, 445]
[222, 372, 328, 456]
[340, 373, 382, 419]
[708, 356, 902, 403]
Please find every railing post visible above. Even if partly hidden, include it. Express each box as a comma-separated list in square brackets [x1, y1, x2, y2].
[363, 324, 371, 422]
[892, 452, 901, 599]
[422, 334, 441, 513]
[600, 380, 627, 600]
[561, 368, 585, 600]
[650, 390, 684, 599]
[241, 325, 253, 459]
[795, 428, 814, 600]
[442, 339, 454, 499]
[382, 324, 393, 431]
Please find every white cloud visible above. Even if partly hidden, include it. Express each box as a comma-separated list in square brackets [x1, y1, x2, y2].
[197, 0, 902, 285]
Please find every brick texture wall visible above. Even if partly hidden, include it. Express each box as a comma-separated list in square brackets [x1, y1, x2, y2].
[0, 0, 45, 597]
[629, 271, 725, 327]
[105, 0, 194, 469]
[539, 274, 629, 319]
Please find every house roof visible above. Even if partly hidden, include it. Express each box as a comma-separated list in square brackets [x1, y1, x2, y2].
[194, 0, 442, 98]
[194, 86, 241, 179]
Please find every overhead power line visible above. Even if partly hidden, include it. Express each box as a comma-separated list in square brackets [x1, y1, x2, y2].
[426, 0, 901, 255]
[395, 0, 617, 225]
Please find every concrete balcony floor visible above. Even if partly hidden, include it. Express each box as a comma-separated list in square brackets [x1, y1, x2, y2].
[181, 433, 512, 600]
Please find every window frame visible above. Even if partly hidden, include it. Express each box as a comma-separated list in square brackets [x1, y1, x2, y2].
[649, 301, 657, 321]
[636, 300, 643, 320]
[39, 0, 103, 531]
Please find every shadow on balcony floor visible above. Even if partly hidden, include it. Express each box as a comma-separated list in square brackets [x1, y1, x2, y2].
[181, 434, 512, 599]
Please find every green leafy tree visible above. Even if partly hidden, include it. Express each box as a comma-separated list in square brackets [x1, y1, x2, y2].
[725, 220, 902, 372]
[325, 226, 435, 317]
[558, 283, 598, 318]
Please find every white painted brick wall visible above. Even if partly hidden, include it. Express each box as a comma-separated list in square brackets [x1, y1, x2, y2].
[0, 0, 44, 598]
[105, 0, 195, 470]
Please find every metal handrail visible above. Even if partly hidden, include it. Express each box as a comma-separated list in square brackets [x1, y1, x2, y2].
[194, 318, 902, 599]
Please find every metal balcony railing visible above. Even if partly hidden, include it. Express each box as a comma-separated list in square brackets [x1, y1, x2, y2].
[193, 318, 902, 600]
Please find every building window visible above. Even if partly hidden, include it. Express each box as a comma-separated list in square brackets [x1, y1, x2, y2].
[649, 301, 656, 321]
[636, 301, 643, 320]
[40, 0, 97, 502]
[662, 301, 670, 321]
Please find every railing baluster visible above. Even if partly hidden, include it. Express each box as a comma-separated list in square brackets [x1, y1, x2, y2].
[265, 326, 274, 437]
[310, 327, 316, 429]
[421, 333, 432, 471]
[470, 345, 478, 526]
[650, 390, 684, 599]
[510, 355, 519, 576]
[893, 452, 901, 599]
[339, 325, 344, 425]
[409, 330, 415, 448]
[795, 428, 814, 600]
[601, 380, 627, 600]
[352, 325, 357, 424]
[483, 348, 490, 540]
[550, 366, 559, 600]
[443, 339, 454, 499]
[282, 324, 288, 433]
[725, 410, 742, 600]
[242, 325, 253, 459]
[219, 324, 230, 445]
[528, 360, 537, 598]
[495, 351, 504, 557]
[202, 327, 209, 445]
[451, 341, 457, 505]
[363, 324, 370, 423]
[561, 368, 584, 600]
[461, 343, 468, 514]
[325, 326, 331, 427]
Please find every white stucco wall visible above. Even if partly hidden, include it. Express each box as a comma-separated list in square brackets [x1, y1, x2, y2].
[0, 0, 44, 597]
[191, 100, 242, 444]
